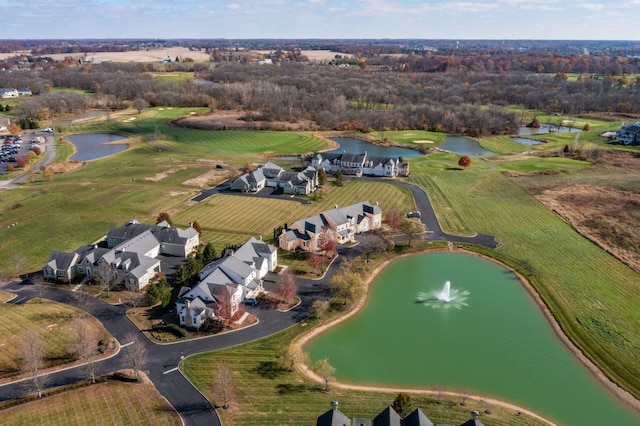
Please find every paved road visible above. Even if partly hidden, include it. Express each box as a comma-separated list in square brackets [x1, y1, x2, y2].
[0, 177, 497, 424]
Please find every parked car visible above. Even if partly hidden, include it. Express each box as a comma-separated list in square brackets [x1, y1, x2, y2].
[243, 297, 259, 306]
[406, 211, 421, 219]
[41, 128, 54, 133]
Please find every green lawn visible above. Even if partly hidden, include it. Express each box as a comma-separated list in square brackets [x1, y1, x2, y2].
[0, 298, 110, 379]
[0, 379, 180, 425]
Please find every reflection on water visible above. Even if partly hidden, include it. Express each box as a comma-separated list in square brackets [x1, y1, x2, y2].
[67, 133, 127, 161]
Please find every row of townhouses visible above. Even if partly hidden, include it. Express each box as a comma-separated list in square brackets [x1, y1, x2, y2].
[279, 201, 383, 252]
[43, 220, 199, 291]
[230, 161, 319, 195]
[307, 151, 410, 177]
[176, 236, 278, 329]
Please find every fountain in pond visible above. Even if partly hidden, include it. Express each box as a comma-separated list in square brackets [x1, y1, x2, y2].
[417, 280, 470, 310]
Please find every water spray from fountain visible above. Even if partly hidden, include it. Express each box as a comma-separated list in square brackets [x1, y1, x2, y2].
[417, 280, 470, 309]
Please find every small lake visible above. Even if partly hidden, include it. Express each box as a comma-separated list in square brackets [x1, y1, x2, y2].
[438, 136, 494, 156]
[67, 133, 128, 161]
[305, 252, 640, 426]
[329, 137, 423, 158]
[518, 125, 582, 136]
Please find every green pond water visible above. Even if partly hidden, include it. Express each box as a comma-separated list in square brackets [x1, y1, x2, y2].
[305, 252, 640, 426]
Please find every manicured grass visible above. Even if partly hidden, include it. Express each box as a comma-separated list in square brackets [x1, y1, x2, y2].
[0, 298, 110, 379]
[0, 379, 181, 425]
[409, 169, 640, 399]
[381, 130, 448, 146]
[492, 156, 592, 173]
[181, 323, 549, 426]
[173, 179, 415, 250]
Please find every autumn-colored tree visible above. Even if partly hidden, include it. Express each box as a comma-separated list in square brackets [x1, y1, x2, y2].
[383, 206, 403, 230]
[241, 162, 254, 174]
[527, 116, 541, 128]
[582, 123, 590, 131]
[401, 219, 426, 247]
[17, 156, 30, 168]
[214, 286, 235, 327]
[317, 230, 337, 256]
[276, 269, 297, 303]
[156, 212, 173, 226]
[7, 123, 22, 135]
[458, 155, 472, 169]
[318, 168, 327, 186]
[191, 220, 202, 236]
[308, 253, 323, 274]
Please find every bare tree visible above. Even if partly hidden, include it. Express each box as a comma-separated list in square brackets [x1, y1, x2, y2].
[133, 97, 149, 114]
[127, 292, 147, 315]
[11, 252, 26, 279]
[32, 274, 46, 303]
[314, 358, 336, 392]
[276, 269, 297, 304]
[358, 232, 387, 263]
[212, 363, 235, 409]
[311, 299, 330, 320]
[72, 288, 91, 317]
[21, 330, 47, 397]
[281, 347, 309, 372]
[73, 319, 99, 383]
[123, 333, 146, 379]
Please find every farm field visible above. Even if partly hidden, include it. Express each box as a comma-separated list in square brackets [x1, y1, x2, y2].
[0, 379, 181, 425]
[182, 323, 549, 426]
[0, 299, 110, 380]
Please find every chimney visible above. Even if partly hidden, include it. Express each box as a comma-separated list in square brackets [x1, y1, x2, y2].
[471, 411, 480, 420]
[331, 400, 339, 411]
[257, 235, 262, 240]
[334, 204, 338, 209]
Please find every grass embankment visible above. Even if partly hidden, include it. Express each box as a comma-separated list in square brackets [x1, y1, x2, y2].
[409, 168, 640, 400]
[0, 299, 109, 380]
[0, 379, 180, 425]
[182, 323, 548, 426]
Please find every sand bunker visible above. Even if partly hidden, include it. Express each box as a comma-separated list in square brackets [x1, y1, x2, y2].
[414, 140, 434, 144]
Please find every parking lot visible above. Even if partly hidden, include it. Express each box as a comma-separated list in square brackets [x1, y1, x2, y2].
[0, 130, 46, 174]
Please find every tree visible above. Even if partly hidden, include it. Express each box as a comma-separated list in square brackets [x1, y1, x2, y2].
[241, 162, 254, 174]
[383, 206, 403, 230]
[317, 230, 337, 256]
[318, 168, 327, 186]
[311, 299, 329, 320]
[401, 219, 425, 247]
[330, 261, 364, 306]
[133, 97, 149, 114]
[212, 363, 235, 409]
[583, 123, 590, 131]
[202, 242, 217, 264]
[156, 212, 173, 226]
[214, 286, 235, 328]
[282, 347, 309, 372]
[308, 253, 323, 274]
[276, 269, 297, 303]
[358, 232, 387, 263]
[21, 330, 47, 397]
[73, 319, 99, 383]
[32, 275, 46, 303]
[175, 263, 191, 288]
[392, 392, 413, 417]
[314, 358, 336, 392]
[72, 288, 91, 317]
[12, 252, 26, 279]
[335, 170, 343, 186]
[123, 333, 146, 379]
[127, 292, 147, 314]
[7, 123, 22, 135]
[191, 220, 202, 236]
[458, 155, 472, 169]
[147, 277, 172, 308]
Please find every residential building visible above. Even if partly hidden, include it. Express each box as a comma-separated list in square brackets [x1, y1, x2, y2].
[316, 401, 482, 426]
[230, 161, 319, 195]
[279, 201, 382, 252]
[43, 220, 199, 291]
[0, 88, 18, 98]
[616, 122, 640, 145]
[176, 236, 277, 329]
[309, 151, 409, 177]
[17, 87, 32, 96]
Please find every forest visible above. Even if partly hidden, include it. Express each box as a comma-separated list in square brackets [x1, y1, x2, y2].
[0, 39, 638, 136]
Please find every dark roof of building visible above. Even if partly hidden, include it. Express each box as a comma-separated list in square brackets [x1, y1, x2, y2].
[403, 408, 434, 426]
[316, 407, 352, 426]
[373, 406, 405, 426]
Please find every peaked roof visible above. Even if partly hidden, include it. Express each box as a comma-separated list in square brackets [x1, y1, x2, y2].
[46, 251, 78, 271]
[373, 406, 405, 426]
[403, 408, 433, 426]
[316, 408, 351, 426]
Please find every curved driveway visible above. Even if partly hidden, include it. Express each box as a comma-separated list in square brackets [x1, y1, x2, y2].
[0, 179, 496, 425]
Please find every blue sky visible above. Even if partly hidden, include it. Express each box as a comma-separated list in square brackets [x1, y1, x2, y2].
[2, 0, 639, 40]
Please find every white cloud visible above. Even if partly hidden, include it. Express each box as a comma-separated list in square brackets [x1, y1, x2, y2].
[576, 2, 605, 10]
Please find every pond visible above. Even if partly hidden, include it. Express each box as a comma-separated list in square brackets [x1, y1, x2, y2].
[518, 125, 582, 136]
[305, 252, 640, 426]
[438, 136, 494, 156]
[329, 137, 423, 158]
[67, 133, 128, 161]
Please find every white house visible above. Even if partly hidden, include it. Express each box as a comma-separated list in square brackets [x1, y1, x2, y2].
[309, 151, 409, 177]
[176, 236, 278, 328]
[279, 201, 383, 252]
[230, 161, 318, 195]
[0, 88, 18, 98]
[616, 122, 640, 145]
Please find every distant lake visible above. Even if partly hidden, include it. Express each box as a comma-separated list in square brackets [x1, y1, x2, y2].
[438, 136, 494, 156]
[518, 125, 582, 135]
[67, 133, 128, 161]
[329, 137, 423, 158]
